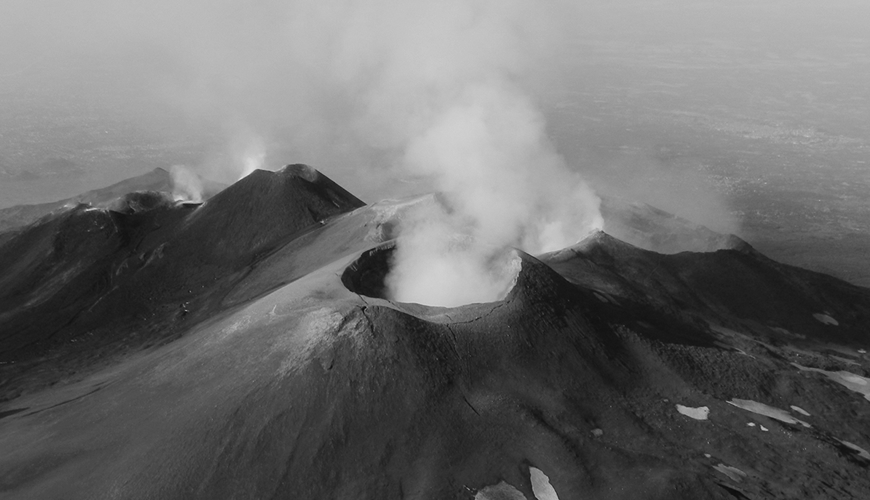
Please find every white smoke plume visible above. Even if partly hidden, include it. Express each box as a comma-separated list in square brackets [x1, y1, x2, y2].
[188, 127, 268, 184]
[5, 0, 602, 305]
[169, 165, 204, 203]
[318, 0, 603, 305]
[387, 82, 602, 306]
[252, 0, 602, 305]
[236, 136, 266, 181]
[385, 200, 524, 307]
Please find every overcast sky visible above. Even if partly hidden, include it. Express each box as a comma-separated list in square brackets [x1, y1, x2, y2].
[0, 0, 868, 212]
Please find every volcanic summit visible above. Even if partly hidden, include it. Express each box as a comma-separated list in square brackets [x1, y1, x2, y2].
[0, 166, 869, 499]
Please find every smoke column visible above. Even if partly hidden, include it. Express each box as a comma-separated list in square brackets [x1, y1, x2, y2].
[160, 0, 603, 305]
[309, 0, 604, 305]
[387, 81, 602, 306]
[169, 165, 204, 203]
[3, 0, 603, 305]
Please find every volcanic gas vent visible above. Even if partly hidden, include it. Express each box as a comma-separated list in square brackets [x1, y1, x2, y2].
[341, 242, 522, 306]
[341, 244, 395, 300]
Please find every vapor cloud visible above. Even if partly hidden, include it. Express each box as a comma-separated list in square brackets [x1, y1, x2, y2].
[386, 80, 601, 305]
[117, 0, 600, 305]
[1, 0, 604, 305]
[2, 0, 599, 304]
[169, 165, 204, 203]
[303, 0, 603, 305]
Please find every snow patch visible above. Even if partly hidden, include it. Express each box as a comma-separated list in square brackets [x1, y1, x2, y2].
[813, 313, 839, 326]
[831, 355, 860, 366]
[790, 405, 811, 416]
[676, 404, 709, 420]
[727, 399, 811, 428]
[475, 481, 525, 500]
[793, 363, 870, 402]
[837, 440, 870, 460]
[530, 467, 560, 500]
[713, 464, 747, 482]
[771, 326, 805, 339]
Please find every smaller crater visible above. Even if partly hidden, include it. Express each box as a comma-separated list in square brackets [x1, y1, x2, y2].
[341, 242, 522, 306]
[341, 244, 396, 300]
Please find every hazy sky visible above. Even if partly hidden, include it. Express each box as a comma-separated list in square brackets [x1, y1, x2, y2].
[1, 0, 868, 219]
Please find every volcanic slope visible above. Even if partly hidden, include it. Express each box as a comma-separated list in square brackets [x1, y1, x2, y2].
[0, 168, 869, 499]
[598, 196, 744, 254]
[0, 164, 364, 399]
[0, 167, 174, 237]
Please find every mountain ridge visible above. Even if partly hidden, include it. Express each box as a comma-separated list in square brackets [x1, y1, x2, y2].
[0, 166, 868, 499]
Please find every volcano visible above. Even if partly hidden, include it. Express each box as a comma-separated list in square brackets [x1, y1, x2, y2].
[0, 166, 868, 499]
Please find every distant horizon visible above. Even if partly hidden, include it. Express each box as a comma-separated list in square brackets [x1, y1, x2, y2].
[1, 0, 868, 285]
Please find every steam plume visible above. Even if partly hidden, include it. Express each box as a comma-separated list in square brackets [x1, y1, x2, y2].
[10, 0, 603, 305]
[186, 0, 602, 305]
[322, 0, 604, 305]
[169, 165, 204, 203]
[387, 83, 602, 306]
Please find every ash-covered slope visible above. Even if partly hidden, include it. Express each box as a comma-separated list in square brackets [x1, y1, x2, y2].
[542, 230, 870, 344]
[0, 167, 227, 241]
[0, 168, 174, 237]
[0, 165, 364, 400]
[1, 170, 869, 499]
[599, 196, 745, 254]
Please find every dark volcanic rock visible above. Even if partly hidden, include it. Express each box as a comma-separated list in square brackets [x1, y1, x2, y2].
[541, 230, 870, 345]
[0, 165, 365, 400]
[0, 168, 175, 235]
[0, 170, 868, 499]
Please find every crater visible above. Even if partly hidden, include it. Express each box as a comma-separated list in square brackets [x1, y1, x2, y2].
[280, 163, 320, 182]
[341, 242, 521, 306]
[341, 243, 396, 300]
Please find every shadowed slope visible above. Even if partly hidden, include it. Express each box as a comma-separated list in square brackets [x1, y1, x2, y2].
[0, 165, 365, 400]
[542, 230, 870, 345]
[0, 251, 733, 500]
[0, 171, 869, 499]
[184, 164, 364, 260]
[2, 241, 868, 499]
[599, 196, 745, 254]
[0, 168, 175, 236]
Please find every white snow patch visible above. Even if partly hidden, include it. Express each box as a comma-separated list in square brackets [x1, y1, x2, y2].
[760, 425, 768, 432]
[858, 349, 867, 354]
[831, 355, 860, 366]
[704, 453, 712, 458]
[747, 422, 756, 427]
[790, 405, 811, 416]
[843, 374, 868, 385]
[530, 467, 560, 500]
[727, 399, 811, 428]
[793, 363, 870, 402]
[713, 464, 747, 482]
[676, 404, 709, 420]
[813, 313, 839, 326]
[837, 440, 870, 460]
[771, 326, 806, 339]
[475, 481, 525, 500]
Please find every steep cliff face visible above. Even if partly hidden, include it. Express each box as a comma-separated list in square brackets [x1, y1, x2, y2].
[0, 170, 868, 499]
